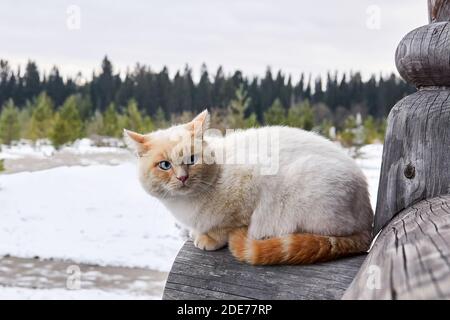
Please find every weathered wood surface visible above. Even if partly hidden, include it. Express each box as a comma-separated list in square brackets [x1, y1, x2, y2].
[163, 241, 366, 300]
[374, 88, 450, 232]
[344, 195, 450, 299]
[396, 22, 450, 87]
[429, 0, 450, 22]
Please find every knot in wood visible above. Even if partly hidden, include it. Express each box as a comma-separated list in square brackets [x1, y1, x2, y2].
[404, 163, 416, 179]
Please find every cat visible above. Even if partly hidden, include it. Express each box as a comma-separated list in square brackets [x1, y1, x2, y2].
[124, 110, 373, 265]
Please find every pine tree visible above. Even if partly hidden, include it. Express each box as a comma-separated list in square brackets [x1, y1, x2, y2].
[125, 99, 144, 132]
[0, 99, 21, 144]
[195, 64, 212, 111]
[339, 114, 364, 149]
[227, 86, 250, 129]
[287, 100, 314, 130]
[86, 111, 104, 136]
[102, 103, 120, 137]
[93, 56, 118, 111]
[264, 99, 286, 125]
[300, 101, 314, 131]
[50, 95, 83, 147]
[77, 94, 94, 121]
[23, 61, 41, 101]
[29, 92, 54, 141]
[0, 60, 13, 108]
[143, 115, 155, 132]
[261, 68, 275, 112]
[212, 66, 227, 108]
[18, 101, 33, 138]
[362, 116, 378, 144]
[154, 107, 167, 129]
[45, 67, 66, 106]
[244, 113, 259, 128]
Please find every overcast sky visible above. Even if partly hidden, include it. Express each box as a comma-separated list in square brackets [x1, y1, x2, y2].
[0, 0, 427, 81]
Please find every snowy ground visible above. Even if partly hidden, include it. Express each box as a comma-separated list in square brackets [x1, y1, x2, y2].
[354, 144, 384, 209]
[0, 287, 158, 300]
[0, 139, 383, 300]
[0, 163, 184, 272]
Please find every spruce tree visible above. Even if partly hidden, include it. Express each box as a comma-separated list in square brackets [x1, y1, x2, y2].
[340, 115, 361, 148]
[0, 99, 21, 144]
[102, 103, 120, 137]
[28, 92, 54, 141]
[227, 86, 250, 129]
[287, 103, 303, 128]
[264, 99, 286, 125]
[23, 61, 41, 101]
[154, 107, 167, 129]
[143, 115, 155, 133]
[287, 100, 314, 131]
[86, 111, 104, 136]
[125, 99, 144, 132]
[244, 113, 259, 128]
[362, 116, 378, 144]
[195, 64, 212, 111]
[50, 95, 83, 147]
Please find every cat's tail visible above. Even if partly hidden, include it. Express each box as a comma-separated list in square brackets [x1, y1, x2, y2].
[228, 228, 372, 265]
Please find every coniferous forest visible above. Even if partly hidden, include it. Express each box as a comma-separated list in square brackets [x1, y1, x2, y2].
[0, 56, 415, 148]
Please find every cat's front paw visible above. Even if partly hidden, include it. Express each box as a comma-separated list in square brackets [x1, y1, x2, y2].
[194, 234, 224, 251]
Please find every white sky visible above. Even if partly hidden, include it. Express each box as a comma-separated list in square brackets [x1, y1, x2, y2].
[0, 0, 427, 82]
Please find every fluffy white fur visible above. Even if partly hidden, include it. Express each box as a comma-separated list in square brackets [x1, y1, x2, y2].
[125, 110, 373, 251]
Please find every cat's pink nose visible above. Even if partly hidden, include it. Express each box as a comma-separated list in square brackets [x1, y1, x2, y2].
[177, 175, 189, 183]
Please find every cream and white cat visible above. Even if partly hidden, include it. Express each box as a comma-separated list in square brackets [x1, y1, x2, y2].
[125, 110, 373, 265]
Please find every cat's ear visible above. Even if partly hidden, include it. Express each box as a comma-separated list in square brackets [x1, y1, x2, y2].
[123, 129, 150, 156]
[187, 109, 210, 136]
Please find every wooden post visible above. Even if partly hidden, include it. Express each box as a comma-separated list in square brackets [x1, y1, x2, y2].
[374, 0, 450, 233]
[429, 0, 450, 22]
[344, 1, 450, 299]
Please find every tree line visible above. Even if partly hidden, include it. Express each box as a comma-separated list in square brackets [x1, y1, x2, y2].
[0, 56, 415, 148]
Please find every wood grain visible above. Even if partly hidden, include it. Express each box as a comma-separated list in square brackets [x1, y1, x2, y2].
[429, 0, 450, 22]
[343, 195, 450, 299]
[163, 241, 366, 300]
[395, 22, 450, 87]
[374, 88, 450, 233]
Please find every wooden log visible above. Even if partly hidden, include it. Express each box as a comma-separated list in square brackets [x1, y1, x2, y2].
[429, 0, 450, 22]
[396, 22, 450, 87]
[343, 195, 450, 299]
[163, 241, 366, 300]
[375, 0, 450, 233]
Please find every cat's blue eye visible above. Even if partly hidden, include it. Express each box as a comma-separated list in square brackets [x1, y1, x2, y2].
[158, 161, 172, 170]
[186, 154, 198, 165]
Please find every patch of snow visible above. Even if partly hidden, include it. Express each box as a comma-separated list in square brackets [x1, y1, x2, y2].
[0, 163, 184, 272]
[355, 144, 383, 209]
[62, 138, 128, 155]
[0, 140, 55, 159]
[0, 139, 127, 160]
[0, 286, 159, 300]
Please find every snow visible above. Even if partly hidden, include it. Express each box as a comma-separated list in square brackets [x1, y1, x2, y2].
[0, 138, 127, 160]
[0, 287, 159, 300]
[0, 163, 184, 272]
[354, 144, 384, 209]
[0, 140, 55, 159]
[62, 138, 128, 155]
